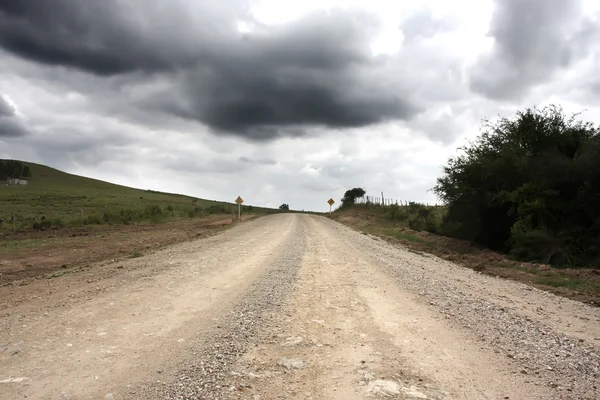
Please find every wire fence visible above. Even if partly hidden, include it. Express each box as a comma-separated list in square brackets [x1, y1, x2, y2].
[354, 195, 435, 207]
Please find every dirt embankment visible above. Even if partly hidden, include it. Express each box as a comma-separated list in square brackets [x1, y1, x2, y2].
[0, 214, 257, 285]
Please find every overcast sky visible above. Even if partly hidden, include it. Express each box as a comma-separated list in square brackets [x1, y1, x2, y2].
[1, 0, 599, 211]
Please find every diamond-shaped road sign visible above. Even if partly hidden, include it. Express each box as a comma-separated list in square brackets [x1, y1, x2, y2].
[235, 196, 244, 205]
[327, 198, 335, 206]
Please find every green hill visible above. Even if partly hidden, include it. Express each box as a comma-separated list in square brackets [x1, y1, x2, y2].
[0, 160, 267, 231]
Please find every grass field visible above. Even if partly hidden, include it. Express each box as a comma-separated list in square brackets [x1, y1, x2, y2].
[0, 160, 275, 231]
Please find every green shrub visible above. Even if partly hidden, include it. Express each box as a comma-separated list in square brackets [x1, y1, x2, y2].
[83, 214, 102, 225]
[119, 209, 138, 223]
[509, 229, 567, 266]
[33, 217, 64, 230]
[145, 204, 163, 217]
[387, 204, 409, 221]
[205, 204, 229, 214]
[33, 219, 53, 230]
[187, 207, 202, 218]
[408, 216, 427, 232]
[434, 105, 600, 266]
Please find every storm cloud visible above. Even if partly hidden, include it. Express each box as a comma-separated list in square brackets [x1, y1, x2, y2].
[0, 1, 419, 139]
[0, 95, 15, 117]
[0, 0, 224, 75]
[470, 0, 599, 100]
[0, 95, 29, 137]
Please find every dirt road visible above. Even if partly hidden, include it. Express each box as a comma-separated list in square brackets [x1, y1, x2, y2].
[1, 214, 599, 399]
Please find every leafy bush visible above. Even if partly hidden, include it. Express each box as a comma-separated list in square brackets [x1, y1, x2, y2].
[341, 188, 366, 207]
[33, 217, 64, 230]
[205, 204, 230, 214]
[187, 207, 205, 218]
[509, 229, 566, 265]
[144, 204, 163, 217]
[83, 214, 102, 225]
[406, 204, 442, 233]
[387, 204, 409, 221]
[33, 219, 52, 230]
[408, 216, 427, 232]
[434, 105, 600, 267]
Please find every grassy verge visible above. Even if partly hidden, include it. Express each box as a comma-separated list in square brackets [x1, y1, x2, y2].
[0, 160, 281, 232]
[330, 206, 600, 306]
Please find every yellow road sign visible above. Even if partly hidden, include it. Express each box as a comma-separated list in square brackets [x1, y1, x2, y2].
[327, 198, 335, 206]
[235, 196, 244, 205]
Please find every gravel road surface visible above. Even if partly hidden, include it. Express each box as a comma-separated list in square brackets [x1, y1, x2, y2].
[1, 214, 598, 399]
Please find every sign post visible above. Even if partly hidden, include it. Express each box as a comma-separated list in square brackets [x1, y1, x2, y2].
[327, 198, 335, 214]
[235, 196, 244, 221]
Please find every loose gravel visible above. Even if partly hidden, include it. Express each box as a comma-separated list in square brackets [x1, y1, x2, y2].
[143, 219, 308, 400]
[45, 214, 596, 399]
[334, 222, 600, 400]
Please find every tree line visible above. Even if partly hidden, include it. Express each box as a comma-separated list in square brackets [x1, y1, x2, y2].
[434, 105, 600, 268]
[0, 160, 31, 180]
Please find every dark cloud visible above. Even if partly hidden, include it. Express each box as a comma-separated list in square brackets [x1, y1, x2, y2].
[151, 10, 420, 138]
[0, 95, 16, 116]
[0, 1, 420, 139]
[178, 64, 416, 137]
[0, 0, 239, 75]
[470, 0, 598, 100]
[0, 95, 28, 136]
[0, 0, 150, 75]
[0, 118, 27, 137]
